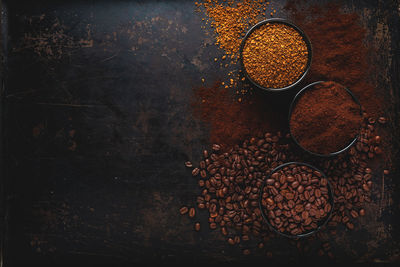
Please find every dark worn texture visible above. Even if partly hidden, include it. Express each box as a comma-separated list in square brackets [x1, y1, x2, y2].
[0, 0, 399, 266]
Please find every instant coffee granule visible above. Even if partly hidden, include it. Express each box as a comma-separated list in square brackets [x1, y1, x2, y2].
[242, 23, 309, 89]
[195, 0, 275, 94]
[195, 0, 269, 57]
[289, 81, 362, 155]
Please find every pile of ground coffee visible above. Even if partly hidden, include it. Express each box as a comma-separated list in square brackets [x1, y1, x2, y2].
[289, 81, 362, 155]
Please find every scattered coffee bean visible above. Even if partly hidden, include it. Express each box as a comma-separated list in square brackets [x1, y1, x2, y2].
[195, 222, 201, 231]
[185, 161, 193, 168]
[378, 117, 387, 124]
[350, 210, 358, 218]
[346, 222, 354, 230]
[192, 168, 200, 176]
[189, 208, 195, 218]
[243, 249, 250, 255]
[359, 209, 365, 216]
[182, 115, 383, 248]
[180, 206, 188, 215]
[212, 144, 221, 151]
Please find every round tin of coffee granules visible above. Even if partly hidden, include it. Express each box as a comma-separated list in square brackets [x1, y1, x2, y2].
[239, 18, 312, 92]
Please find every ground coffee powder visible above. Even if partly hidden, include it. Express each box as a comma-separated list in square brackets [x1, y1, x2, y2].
[289, 81, 362, 155]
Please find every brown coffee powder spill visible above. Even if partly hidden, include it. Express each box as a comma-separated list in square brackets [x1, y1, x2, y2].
[289, 81, 362, 155]
[191, 81, 287, 149]
[285, 1, 384, 119]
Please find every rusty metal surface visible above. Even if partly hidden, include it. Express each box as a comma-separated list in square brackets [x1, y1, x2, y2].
[0, 0, 399, 266]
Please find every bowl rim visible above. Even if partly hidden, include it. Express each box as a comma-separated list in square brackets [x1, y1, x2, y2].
[258, 161, 335, 239]
[239, 18, 313, 92]
[288, 80, 363, 157]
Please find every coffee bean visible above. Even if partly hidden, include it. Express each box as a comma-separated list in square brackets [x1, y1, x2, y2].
[359, 209, 365, 216]
[243, 249, 251, 255]
[221, 227, 228, 236]
[195, 222, 200, 231]
[275, 194, 283, 202]
[266, 179, 275, 185]
[192, 168, 200, 176]
[304, 217, 312, 225]
[185, 161, 193, 168]
[189, 208, 195, 218]
[200, 161, 206, 169]
[346, 222, 354, 230]
[212, 144, 221, 151]
[285, 193, 294, 200]
[350, 210, 358, 218]
[228, 238, 235, 245]
[378, 117, 387, 124]
[315, 189, 321, 198]
[180, 206, 188, 215]
[362, 183, 370, 191]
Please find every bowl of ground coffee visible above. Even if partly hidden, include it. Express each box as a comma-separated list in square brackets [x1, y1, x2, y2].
[239, 18, 312, 91]
[289, 81, 363, 156]
[259, 162, 334, 238]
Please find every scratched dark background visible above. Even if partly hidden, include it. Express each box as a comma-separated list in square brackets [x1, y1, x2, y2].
[0, 0, 399, 266]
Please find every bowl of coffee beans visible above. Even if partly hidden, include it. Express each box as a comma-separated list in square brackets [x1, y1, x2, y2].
[259, 162, 334, 238]
[239, 18, 312, 91]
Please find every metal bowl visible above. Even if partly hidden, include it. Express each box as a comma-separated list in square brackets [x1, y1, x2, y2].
[258, 162, 334, 239]
[288, 81, 363, 157]
[239, 18, 312, 92]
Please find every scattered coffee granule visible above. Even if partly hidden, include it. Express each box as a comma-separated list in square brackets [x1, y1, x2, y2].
[289, 81, 362, 155]
[261, 163, 332, 236]
[196, 0, 269, 57]
[195, 0, 272, 93]
[242, 22, 309, 89]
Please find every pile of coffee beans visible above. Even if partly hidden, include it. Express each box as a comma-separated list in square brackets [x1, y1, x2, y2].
[322, 114, 386, 230]
[260, 163, 332, 236]
[185, 132, 290, 244]
[180, 114, 386, 254]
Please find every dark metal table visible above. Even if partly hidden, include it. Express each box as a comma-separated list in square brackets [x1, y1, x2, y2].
[0, 0, 399, 265]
